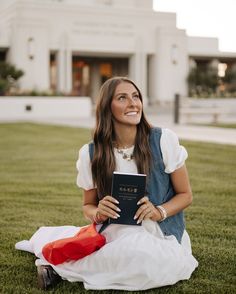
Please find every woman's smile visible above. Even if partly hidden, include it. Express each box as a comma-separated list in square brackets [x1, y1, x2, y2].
[125, 111, 139, 116]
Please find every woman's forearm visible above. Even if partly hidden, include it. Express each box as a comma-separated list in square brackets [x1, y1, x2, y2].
[160, 191, 192, 218]
[160, 164, 193, 218]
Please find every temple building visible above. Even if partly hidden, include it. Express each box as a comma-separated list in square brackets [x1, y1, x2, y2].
[0, 0, 235, 104]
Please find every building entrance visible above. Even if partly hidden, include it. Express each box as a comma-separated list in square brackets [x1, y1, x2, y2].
[72, 56, 128, 102]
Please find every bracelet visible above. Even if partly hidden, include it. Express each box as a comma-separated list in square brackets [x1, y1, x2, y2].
[156, 205, 167, 222]
[93, 210, 103, 224]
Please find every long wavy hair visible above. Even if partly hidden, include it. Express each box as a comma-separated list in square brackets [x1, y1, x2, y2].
[92, 77, 152, 199]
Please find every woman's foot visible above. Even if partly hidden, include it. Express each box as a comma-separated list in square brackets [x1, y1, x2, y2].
[37, 265, 61, 290]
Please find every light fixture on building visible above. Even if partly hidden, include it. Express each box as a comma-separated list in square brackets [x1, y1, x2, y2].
[171, 44, 178, 65]
[27, 37, 35, 60]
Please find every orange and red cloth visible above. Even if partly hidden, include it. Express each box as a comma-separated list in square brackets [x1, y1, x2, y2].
[42, 223, 106, 265]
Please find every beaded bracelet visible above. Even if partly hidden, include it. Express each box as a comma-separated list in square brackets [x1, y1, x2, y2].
[156, 205, 167, 222]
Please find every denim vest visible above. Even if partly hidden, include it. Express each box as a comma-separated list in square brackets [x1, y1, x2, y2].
[147, 127, 185, 243]
[88, 127, 185, 243]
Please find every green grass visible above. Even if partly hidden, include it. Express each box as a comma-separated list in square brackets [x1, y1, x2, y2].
[0, 123, 235, 294]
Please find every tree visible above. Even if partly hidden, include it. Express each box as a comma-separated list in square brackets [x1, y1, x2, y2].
[0, 62, 24, 95]
[223, 66, 236, 92]
[187, 65, 218, 97]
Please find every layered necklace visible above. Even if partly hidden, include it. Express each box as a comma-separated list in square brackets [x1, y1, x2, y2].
[114, 143, 134, 161]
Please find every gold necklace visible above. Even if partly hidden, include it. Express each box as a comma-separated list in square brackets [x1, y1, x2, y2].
[116, 148, 134, 161]
[114, 143, 134, 161]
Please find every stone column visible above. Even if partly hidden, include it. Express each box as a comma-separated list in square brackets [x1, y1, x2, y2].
[129, 36, 148, 106]
[57, 48, 66, 93]
[57, 33, 72, 94]
[65, 49, 72, 94]
[152, 27, 188, 105]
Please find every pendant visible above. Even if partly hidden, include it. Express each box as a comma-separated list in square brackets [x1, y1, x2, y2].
[117, 149, 134, 161]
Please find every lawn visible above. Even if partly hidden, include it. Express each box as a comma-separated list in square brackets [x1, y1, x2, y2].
[0, 123, 235, 294]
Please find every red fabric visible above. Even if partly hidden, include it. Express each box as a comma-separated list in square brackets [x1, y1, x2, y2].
[42, 223, 106, 265]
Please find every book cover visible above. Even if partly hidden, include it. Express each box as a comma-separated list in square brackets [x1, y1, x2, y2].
[109, 172, 146, 226]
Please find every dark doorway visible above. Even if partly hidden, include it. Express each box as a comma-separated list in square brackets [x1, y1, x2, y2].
[72, 56, 129, 102]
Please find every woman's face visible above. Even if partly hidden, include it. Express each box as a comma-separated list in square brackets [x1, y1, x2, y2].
[111, 82, 142, 127]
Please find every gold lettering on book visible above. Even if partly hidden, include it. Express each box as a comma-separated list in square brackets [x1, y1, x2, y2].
[119, 185, 138, 193]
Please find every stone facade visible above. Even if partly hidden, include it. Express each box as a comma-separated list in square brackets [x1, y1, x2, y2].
[0, 0, 235, 104]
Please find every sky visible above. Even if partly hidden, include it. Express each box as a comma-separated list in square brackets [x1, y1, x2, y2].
[153, 0, 236, 53]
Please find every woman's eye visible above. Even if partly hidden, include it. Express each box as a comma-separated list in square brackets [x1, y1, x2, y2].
[133, 94, 139, 100]
[118, 96, 126, 101]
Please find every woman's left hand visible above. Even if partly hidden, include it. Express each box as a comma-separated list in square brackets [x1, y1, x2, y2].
[134, 196, 159, 224]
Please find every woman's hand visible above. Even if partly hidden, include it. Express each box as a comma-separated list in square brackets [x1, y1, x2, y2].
[134, 196, 162, 224]
[97, 195, 121, 222]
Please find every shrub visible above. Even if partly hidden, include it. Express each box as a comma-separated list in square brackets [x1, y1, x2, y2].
[0, 62, 24, 95]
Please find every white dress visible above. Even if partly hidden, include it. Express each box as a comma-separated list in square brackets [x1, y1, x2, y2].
[15, 128, 198, 291]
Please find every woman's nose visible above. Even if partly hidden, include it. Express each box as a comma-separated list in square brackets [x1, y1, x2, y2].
[127, 96, 136, 105]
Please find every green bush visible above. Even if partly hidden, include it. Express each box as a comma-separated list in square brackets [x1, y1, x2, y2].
[187, 66, 218, 97]
[187, 62, 236, 98]
[223, 66, 236, 92]
[0, 62, 24, 95]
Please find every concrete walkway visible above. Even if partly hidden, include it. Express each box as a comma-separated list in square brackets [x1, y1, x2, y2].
[25, 112, 236, 146]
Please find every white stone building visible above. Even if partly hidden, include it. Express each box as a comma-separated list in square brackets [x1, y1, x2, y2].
[0, 0, 235, 104]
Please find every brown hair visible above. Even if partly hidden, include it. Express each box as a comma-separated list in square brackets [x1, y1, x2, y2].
[92, 76, 152, 199]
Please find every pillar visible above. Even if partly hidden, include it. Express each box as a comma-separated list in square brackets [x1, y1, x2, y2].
[129, 36, 148, 106]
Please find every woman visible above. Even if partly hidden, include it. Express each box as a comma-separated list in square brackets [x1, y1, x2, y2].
[16, 77, 198, 291]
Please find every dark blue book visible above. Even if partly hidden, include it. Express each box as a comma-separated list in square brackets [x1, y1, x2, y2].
[110, 172, 146, 226]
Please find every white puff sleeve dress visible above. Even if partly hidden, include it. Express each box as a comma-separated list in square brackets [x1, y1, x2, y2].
[15, 128, 198, 291]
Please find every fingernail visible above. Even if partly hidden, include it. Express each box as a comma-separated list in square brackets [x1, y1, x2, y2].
[115, 200, 119, 204]
[116, 208, 121, 212]
[137, 201, 140, 205]
[134, 215, 137, 220]
[113, 215, 118, 219]
[137, 219, 141, 224]
[116, 213, 120, 218]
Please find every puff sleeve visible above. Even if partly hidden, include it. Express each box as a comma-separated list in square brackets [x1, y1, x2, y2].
[76, 144, 95, 190]
[160, 128, 188, 174]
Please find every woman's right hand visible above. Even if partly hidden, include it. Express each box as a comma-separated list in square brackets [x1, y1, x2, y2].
[97, 196, 121, 221]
